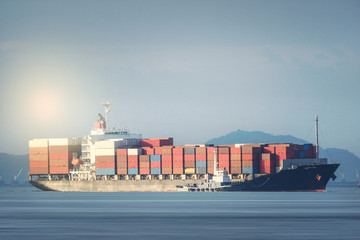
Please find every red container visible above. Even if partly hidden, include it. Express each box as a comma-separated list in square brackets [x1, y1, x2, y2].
[218, 147, 229, 154]
[95, 156, 115, 162]
[150, 161, 161, 168]
[139, 168, 150, 175]
[117, 168, 127, 175]
[219, 161, 230, 171]
[49, 159, 69, 167]
[128, 162, 138, 168]
[196, 154, 206, 161]
[139, 161, 150, 168]
[219, 154, 229, 161]
[96, 162, 115, 169]
[139, 155, 150, 162]
[196, 147, 206, 155]
[184, 155, 195, 161]
[261, 153, 272, 161]
[263, 146, 275, 153]
[128, 155, 138, 161]
[173, 160, 183, 168]
[242, 146, 261, 154]
[29, 167, 48, 175]
[162, 155, 172, 161]
[29, 161, 48, 168]
[207, 161, 214, 174]
[162, 167, 172, 174]
[29, 147, 48, 155]
[49, 167, 69, 174]
[184, 161, 195, 168]
[173, 148, 184, 155]
[173, 167, 183, 174]
[242, 153, 258, 161]
[231, 160, 241, 168]
[162, 161, 172, 168]
[230, 154, 241, 161]
[161, 147, 172, 155]
[231, 167, 242, 174]
[153, 147, 162, 155]
[173, 155, 183, 161]
[49, 152, 72, 160]
[117, 149, 127, 156]
[230, 147, 241, 154]
[29, 154, 48, 162]
[206, 147, 217, 156]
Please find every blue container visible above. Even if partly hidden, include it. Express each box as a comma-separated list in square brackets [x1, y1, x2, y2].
[151, 168, 161, 174]
[299, 151, 304, 158]
[150, 155, 161, 162]
[242, 167, 259, 174]
[303, 144, 310, 151]
[96, 168, 115, 175]
[128, 168, 138, 175]
[196, 161, 206, 168]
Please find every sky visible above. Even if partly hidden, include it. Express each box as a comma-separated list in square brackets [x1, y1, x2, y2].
[0, 0, 359, 157]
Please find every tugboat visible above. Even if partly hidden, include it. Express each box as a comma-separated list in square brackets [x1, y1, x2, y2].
[177, 151, 236, 192]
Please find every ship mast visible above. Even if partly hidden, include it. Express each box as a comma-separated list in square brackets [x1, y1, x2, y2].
[103, 100, 111, 130]
[315, 115, 319, 160]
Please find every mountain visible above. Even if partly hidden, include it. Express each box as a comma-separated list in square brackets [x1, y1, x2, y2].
[0, 153, 30, 186]
[206, 129, 360, 182]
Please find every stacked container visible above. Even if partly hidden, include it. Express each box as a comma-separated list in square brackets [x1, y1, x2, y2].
[230, 147, 242, 174]
[49, 138, 81, 174]
[140, 138, 173, 147]
[161, 147, 172, 174]
[206, 147, 217, 174]
[128, 148, 141, 175]
[117, 149, 127, 175]
[172, 147, 184, 174]
[218, 147, 230, 172]
[139, 155, 150, 174]
[184, 147, 195, 174]
[95, 140, 121, 175]
[242, 146, 260, 174]
[29, 139, 49, 175]
[259, 153, 275, 174]
[150, 155, 161, 174]
[195, 147, 207, 174]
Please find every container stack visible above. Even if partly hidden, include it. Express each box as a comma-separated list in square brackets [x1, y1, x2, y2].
[116, 149, 127, 175]
[49, 138, 81, 174]
[139, 154, 150, 175]
[230, 147, 242, 174]
[161, 147, 172, 174]
[195, 147, 206, 174]
[150, 155, 161, 174]
[95, 140, 121, 175]
[172, 147, 184, 174]
[140, 138, 173, 147]
[241, 146, 260, 174]
[184, 147, 195, 174]
[206, 147, 217, 174]
[29, 139, 49, 175]
[128, 148, 141, 175]
[218, 147, 230, 172]
[259, 153, 275, 174]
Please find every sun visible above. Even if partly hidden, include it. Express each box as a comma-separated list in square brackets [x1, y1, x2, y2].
[30, 90, 62, 123]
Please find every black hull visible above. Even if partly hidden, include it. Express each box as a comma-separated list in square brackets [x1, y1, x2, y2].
[228, 163, 340, 192]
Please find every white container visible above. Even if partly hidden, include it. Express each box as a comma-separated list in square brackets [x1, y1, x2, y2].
[95, 148, 115, 156]
[127, 148, 142, 155]
[29, 139, 49, 148]
[49, 138, 79, 146]
[95, 140, 122, 149]
[235, 144, 245, 148]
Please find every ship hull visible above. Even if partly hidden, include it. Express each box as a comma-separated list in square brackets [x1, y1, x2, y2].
[30, 164, 339, 192]
[232, 163, 340, 192]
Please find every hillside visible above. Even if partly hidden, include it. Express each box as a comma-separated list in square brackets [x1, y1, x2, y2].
[0, 153, 30, 185]
[206, 129, 360, 181]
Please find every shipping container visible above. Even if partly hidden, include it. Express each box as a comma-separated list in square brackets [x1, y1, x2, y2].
[117, 149, 127, 156]
[96, 168, 115, 175]
[162, 167, 172, 174]
[49, 167, 69, 174]
[95, 155, 116, 162]
[172, 167, 183, 174]
[139, 168, 150, 175]
[196, 167, 206, 174]
[29, 167, 48, 175]
[95, 162, 115, 169]
[184, 148, 195, 155]
[128, 168, 138, 175]
[195, 161, 206, 168]
[150, 155, 161, 162]
[185, 168, 195, 174]
[95, 148, 115, 156]
[151, 168, 161, 175]
[172, 148, 183, 155]
[242, 166, 258, 174]
[128, 148, 142, 155]
[29, 147, 48, 155]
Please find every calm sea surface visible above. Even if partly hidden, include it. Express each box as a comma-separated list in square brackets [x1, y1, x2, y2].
[0, 185, 359, 240]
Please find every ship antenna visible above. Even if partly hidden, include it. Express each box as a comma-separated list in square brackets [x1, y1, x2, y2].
[315, 115, 319, 160]
[102, 100, 111, 130]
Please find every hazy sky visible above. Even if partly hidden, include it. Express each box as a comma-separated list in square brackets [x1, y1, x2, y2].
[0, 0, 359, 157]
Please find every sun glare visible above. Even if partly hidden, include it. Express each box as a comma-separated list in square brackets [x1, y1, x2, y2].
[30, 91, 62, 123]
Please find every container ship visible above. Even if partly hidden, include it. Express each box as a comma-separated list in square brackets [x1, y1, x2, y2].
[28, 101, 339, 192]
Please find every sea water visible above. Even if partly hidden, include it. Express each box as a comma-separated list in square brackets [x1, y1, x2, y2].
[0, 185, 359, 240]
